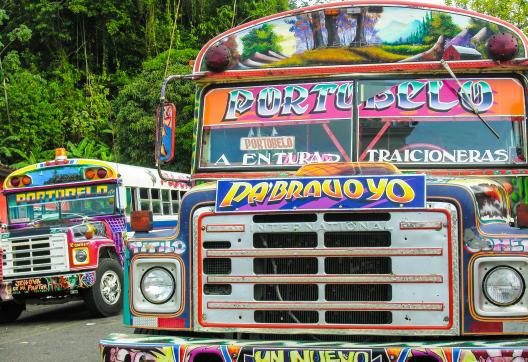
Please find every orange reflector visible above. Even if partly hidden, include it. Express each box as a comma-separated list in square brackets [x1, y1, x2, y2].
[55, 148, 67, 160]
[85, 168, 95, 179]
[131, 210, 153, 232]
[85, 224, 96, 239]
[324, 9, 340, 15]
[22, 176, 31, 185]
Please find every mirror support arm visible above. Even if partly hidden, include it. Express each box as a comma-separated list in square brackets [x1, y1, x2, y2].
[156, 74, 198, 185]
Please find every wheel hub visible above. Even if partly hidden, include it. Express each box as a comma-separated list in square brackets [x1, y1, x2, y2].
[100, 270, 121, 305]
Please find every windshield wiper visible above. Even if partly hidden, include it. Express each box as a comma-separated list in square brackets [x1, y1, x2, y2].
[440, 59, 500, 139]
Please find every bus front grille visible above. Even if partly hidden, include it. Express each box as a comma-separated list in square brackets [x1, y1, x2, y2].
[1, 233, 69, 278]
[194, 202, 459, 336]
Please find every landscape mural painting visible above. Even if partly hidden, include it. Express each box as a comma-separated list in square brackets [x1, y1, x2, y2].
[200, 5, 526, 71]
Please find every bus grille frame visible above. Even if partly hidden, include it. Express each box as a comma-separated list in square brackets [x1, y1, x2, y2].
[193, 202, 460, 336]
[1, 233, 69, 278]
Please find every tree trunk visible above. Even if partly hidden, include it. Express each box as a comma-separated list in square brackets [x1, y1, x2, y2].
[351, 8, 367, 47]
[325, 13, 340, 47]
[310, 13, 324, 49]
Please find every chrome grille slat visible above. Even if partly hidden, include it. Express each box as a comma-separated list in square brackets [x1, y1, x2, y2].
[207, 301, 445, 311]
[10, 246, 62, 254]
[194, 202, 459, 336]
[4, 262, 55, 269]
[206, 274, 443, 283]
[8, 255, 53, 262]
[206, 247, 443, 257]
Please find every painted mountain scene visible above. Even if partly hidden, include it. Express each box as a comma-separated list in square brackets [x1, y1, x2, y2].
[201, 5, 526, 70]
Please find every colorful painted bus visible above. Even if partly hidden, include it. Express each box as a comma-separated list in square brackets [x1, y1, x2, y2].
[0, 148, 189, 322]
[101, 1, 528, 361]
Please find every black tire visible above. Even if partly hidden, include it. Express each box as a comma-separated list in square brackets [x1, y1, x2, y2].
[83, 258, 123, 317]
[0, 301, 25, 323]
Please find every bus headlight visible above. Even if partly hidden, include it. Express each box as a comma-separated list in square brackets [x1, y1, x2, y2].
[483, 266, 524, 306]
[140, 267, 175, 304]
[132, 257, 183, 314]
[73, 248, 89, 264]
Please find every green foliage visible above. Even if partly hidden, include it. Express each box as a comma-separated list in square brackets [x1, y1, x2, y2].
[0, 61, 115, 165]
[66, 138, 115, 161]
[0, 0, 289, 170]
[0, 69, 65, 156]
[0, 135, 19, 162]
[446, 0, 528, 34]
[238, 0, 289, 21]
[112, 49, 197, 172]
[10, 146, 54, 169]
[289, 0, 325, 8]
[241, 24, 284, 60]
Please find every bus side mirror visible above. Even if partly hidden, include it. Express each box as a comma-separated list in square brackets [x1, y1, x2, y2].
[515, 203, 528, 228]
[156, 103, 177, 163]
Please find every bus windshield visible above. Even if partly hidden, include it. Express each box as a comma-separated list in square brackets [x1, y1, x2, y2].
[199, 81, 354, 168]
[201, 121, 352, 168]
[357, 78, 525, 165]
[199, 78, 525, 169]
[7, 184, 117, 224]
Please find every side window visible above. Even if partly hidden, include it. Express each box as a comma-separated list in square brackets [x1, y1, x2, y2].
[162, 189, 171, 215]
[125, 187, 132, 214]
[131, 187, 139, 211]
[139, 187, 150, 211]
[151, 188, 161, 215]
[171, 190, 180, 214]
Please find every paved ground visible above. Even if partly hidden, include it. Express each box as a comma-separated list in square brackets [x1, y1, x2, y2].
[0, 301, 129, 362]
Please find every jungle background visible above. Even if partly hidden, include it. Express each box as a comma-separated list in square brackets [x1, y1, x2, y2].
[0, 0, 525, 173]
